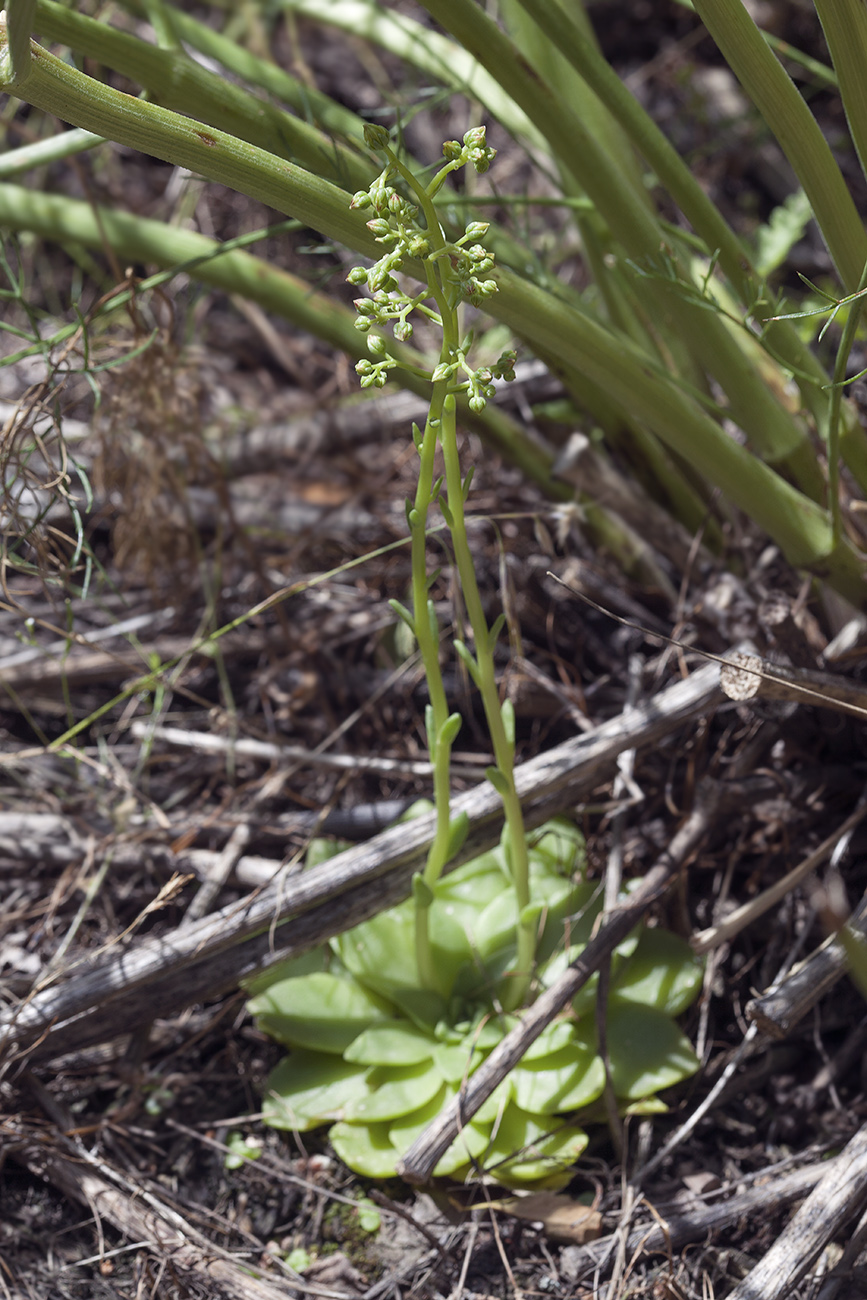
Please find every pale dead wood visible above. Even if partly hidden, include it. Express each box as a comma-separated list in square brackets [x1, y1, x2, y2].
[0, 626, 286, 700]
[8, 1128, 300, 1300]
[693, 805, 867, 955]
[562, 1153, 846, 1279]
[726, 1121, 867, 1300]
[720, 651, 867, 721]
[0, 658, 723, 1066]
[746, 888, 867, 1039]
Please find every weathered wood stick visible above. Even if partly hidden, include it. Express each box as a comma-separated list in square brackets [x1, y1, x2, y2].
[726, 1122, 867, 1300]
[0, 658, 724, 1065]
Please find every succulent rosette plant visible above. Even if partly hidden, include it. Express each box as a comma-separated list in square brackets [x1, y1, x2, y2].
[250, 817, 703, 1186]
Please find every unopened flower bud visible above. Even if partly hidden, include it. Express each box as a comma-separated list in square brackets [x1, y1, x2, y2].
[363, 123, 391, 150]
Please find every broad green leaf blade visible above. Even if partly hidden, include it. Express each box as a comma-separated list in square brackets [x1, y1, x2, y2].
[262, 1051, 370, 1131]
[249, 971, 392, 1053]
[480, 1106, 589, 1184]
[330, 1120, 401, 1178]
[610, 928, 704, 1016]
[511, 1042, 605, 1114]
[603, 1004, 700, 1100]
[345, 1062, 443, 1122]
[345, 1023, 435, 1067]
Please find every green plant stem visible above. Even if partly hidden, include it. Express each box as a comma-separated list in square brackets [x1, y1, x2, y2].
[813, 0, 867, 190]
[415, 0, 817, 484]
[411, 385, 454, 888]
[0, 32, 379, 258]
[828, 264, 867, 545]
[33, 0, 372, 192]
[439, 394, 534, 1009]
[382, 142, 535, 1002]
[0, 125, 104, 177]
[691, 0, 867, 295]
[507, 0, 845, 457]
[3, 39, 865, 602]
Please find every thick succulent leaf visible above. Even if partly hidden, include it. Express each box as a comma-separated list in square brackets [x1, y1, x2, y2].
[262, 1051, 370, 1131]
[432, 1039, 483, 1083]
[242, 946, 328, 998]
[329, 1120, 401, 1178]
[345, 1022, 436, 1067]
[249, 972, 393, 1053]
[512, 1041, 605, 1114]
[387, 1086, 451, 1150]
[610, 927, 704, 1016]
[345, 1061, 443, 1122]
[522, 1020, 576, 1061]
[478, 1105, 589, 1183]
[600, 1003, 700, 1100]
[334, 905, 419, 998]
[529, 819, 586, 876]
[387, 1089, 491, 1177]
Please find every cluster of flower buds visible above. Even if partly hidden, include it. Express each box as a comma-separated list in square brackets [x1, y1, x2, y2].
[346, 127, 509, 406]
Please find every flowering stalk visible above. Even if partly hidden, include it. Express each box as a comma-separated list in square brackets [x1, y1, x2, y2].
[348, 126, 533, 1006]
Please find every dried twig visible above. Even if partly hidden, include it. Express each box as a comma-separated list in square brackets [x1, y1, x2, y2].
[0, 658, 725, 1066]
[726, 1122, 867, 1300]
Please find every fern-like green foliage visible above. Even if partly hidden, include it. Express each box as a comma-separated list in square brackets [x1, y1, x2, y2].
[250, 816, 703, 1186]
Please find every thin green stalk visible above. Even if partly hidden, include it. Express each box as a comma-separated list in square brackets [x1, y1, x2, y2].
[33, 0, 372, 191]
[2, 39, 864, 600]
[507, 0, 846, 458]
[691, 0, 867, 295]
[439, 392, 534, 1008]
[828, 265, 867, 545]
[813, 0, 867, 190]
[415, 0, 818, 487]
[0, 32, 379, 258]
[0, 125, 104, 177]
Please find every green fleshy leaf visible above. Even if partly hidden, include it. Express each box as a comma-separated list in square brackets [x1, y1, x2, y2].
[241, 946, 327, 997]
[594, 1003, 700, 1100]
[345, 1062, 443, 1121]
[472, 1075, 515, 1123]
[485, 764, 510, 795]
[330, 1120, 400, 1178]
[610, 927, 704, 1016]
[454, 638, 482, 685]
[488, 612, 506, 653]
[531, 818, 586, 876]
[262, 1051, 370, 1131]
[511, 1041, 605, 1114]
[478, 1106, 589, 1184]
[345, 1023, 435, 1067]
[249, 971, 393, 1053]
[432, 1039, 483, 1083]
[412, 872, 434, 909]
[388, 597, 415, 632]
[439, 711, 463, 748]
[623, 1095, 669, 1116]
[387, 1086, 451, 1152]
[446, 811, 469, 859]
[522, 1021, 576, 1061]
[500, 695, 515, 745]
